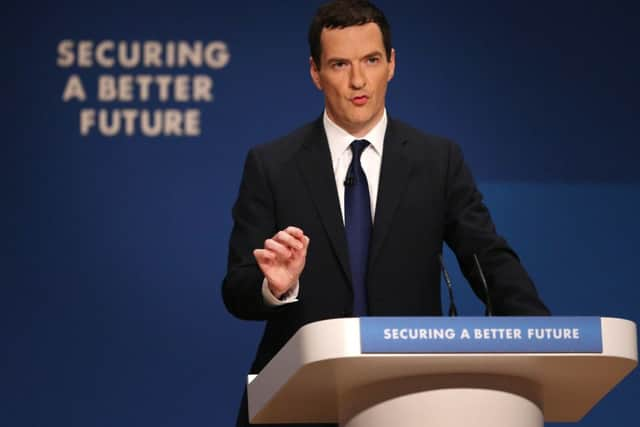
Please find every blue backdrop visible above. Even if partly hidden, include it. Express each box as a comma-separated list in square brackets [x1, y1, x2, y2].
[5, 1, 639, 426]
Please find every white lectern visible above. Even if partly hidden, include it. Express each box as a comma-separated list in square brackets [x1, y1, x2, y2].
[247, 317, 637, 427]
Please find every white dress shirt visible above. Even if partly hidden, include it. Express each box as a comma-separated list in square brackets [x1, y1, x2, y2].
[262, 110, 388, 305]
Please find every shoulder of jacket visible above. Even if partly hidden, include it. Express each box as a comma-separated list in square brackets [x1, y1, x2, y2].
[252, 118, 321, 155]
[388, 118, 457, 151]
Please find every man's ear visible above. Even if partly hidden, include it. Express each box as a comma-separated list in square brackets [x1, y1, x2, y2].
[310, 57, 323, 90]
[387, 48, 396, 82]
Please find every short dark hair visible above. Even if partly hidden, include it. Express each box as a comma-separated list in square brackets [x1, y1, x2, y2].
[308, 0, 392, 69]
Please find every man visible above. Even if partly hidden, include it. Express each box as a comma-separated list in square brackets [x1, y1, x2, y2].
[222, 1, 549, 426]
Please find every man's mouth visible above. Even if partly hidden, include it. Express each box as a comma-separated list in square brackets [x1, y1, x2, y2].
[351, 95, 369, 106]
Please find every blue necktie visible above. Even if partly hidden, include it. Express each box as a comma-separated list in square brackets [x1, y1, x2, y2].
[344, 140, 372, 316]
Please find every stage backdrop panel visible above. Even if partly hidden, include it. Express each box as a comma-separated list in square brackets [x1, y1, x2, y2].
[4, 1, 639, 426]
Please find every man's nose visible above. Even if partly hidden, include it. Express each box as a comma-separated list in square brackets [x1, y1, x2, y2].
[349, 64, 366, 89]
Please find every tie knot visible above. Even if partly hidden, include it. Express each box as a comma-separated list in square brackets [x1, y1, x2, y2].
[350, 139, 369, 159]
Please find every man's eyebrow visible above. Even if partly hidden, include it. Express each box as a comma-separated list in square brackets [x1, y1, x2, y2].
[325, 51, 384, 63]
[362, 50, 383, 58]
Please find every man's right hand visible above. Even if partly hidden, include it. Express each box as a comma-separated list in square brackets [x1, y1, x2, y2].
[253, 226, 310, 299]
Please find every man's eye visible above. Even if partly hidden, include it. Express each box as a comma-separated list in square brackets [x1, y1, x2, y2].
[332, 62, 347, 69]
[367, 56, 380, 64]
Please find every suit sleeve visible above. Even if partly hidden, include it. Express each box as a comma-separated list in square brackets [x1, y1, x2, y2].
[222, 148, 286, 320]
[443, 142, 550, 315]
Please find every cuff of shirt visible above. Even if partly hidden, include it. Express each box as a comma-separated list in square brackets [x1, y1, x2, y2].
[261, 279, 299, 306]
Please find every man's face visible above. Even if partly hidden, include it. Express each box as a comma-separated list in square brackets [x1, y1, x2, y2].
[310, 22, 395, 137]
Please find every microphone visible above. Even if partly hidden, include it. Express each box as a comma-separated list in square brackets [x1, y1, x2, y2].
[473, 254, 494, 316]
[438, 253, 458, 317]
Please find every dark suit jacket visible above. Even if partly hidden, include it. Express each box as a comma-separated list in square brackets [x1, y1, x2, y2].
[222, 117, 549, 427]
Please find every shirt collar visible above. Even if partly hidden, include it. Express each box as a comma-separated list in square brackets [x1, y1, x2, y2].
[323, 109, 387, 162]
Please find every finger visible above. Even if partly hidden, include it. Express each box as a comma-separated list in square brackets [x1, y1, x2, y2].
[273, 230, 304, 250]
[264, 238, 293, 259]
[285, 226, 304, 238]
[253, 248, 275, 264]
[288, 236, 311, 262]
[300, 235, 310, 256]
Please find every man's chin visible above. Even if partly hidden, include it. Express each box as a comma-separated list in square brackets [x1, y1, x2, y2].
[347, 114, 379, 133]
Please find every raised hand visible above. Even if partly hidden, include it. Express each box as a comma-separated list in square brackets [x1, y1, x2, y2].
[253, 226, 310, 298]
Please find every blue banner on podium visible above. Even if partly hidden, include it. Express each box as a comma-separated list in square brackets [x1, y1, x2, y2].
[360, 317, 602, 353]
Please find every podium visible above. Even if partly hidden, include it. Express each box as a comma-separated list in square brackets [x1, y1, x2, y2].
[247, 317, 637, 427]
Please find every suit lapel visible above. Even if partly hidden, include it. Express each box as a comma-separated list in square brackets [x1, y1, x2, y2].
[369, 119, 411, 268]
[296, 119, 352, 283]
